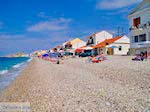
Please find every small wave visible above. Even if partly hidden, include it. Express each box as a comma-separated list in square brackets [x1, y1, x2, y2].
[12, 63, 24, 68]
[27, 58, 32, 62]
[0, 70, 8, 75]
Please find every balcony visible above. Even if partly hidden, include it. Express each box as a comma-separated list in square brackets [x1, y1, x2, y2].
[131, 41, 150, 48]
[129, 21, 150, 31]
[86, 42, 94, 46]
[86, 38, 95, 46]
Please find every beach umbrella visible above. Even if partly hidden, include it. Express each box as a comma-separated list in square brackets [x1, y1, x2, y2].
[75, 48, 83, 53]
[59, 50, 64, 53]
[42, 54, 49, 57]
[49, 52, 60, 58]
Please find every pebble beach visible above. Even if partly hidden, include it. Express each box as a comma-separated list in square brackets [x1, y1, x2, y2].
[0, 56, 149, 112]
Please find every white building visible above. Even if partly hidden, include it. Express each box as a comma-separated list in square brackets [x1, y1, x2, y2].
[93, 36, 130, 55]
[128, 0, 150, 55]
[86, 30, 113, 46]
[106, 35, 130, 55]
[72, 41, 86, 49]
[63, 38, 86, 50]
[71, 38, 86, 49]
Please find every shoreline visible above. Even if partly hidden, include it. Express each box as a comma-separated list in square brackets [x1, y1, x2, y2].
[0, 58, 32, 91]
[0, 56, 149, 111]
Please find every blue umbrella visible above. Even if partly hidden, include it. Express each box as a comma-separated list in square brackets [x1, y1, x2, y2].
[109, 46, 118, 48]
[42, 54, 49, 57]
[49, 52, 60, 58]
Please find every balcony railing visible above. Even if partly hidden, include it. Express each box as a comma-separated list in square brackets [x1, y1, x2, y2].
[86, 42, 94, 46]
[129, 21, 150, 31]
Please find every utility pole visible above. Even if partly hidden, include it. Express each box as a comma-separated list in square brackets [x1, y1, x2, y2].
[117, 26, 124, 36]
[121, 27, 124, 36]
[117, 26, 120, 36]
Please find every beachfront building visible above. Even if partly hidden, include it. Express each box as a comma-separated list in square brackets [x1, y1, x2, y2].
[54, 45, 63, 51]
[31, 50, 47, 57]
[86, 30, 112, 55]
[93, 36, 130, 55]
[63, 38, 86, 50]
[128, 0, 150, 55]
[106, 36, 130, 55]
[86, 30, 113, 47]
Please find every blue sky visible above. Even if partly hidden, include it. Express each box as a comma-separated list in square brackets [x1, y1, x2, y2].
[0, 0, 142, 56]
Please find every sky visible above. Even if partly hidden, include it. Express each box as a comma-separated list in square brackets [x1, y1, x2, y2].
[0, 0, 142, 56]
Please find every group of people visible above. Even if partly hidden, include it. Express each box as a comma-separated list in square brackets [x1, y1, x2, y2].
[132, 51, 150, 61]
[87, 53, 105, 63]
[39, 51, 77, 64]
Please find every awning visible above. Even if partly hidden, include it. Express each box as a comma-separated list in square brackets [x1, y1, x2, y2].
[75, 48, 83, 53]
[107, 45, 118, 48]
[83, 46, 93, 50]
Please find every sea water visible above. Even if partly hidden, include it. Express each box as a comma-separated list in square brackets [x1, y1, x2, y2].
[0, 57, 32, 91]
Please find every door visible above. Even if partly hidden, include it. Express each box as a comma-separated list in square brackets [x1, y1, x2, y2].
[107, 48, 114, 55]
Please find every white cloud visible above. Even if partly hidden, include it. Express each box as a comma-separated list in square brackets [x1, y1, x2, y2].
[37, 12, 51, 19]
[38, 12, 46, 18]
[27, 17, 72, 32]
[0, 31, 71, 55]
[96, 0, 142, 10]
[0, 34, 52, 55]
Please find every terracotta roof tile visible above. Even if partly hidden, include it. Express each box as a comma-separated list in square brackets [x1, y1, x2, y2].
[93, 36, 122, 49]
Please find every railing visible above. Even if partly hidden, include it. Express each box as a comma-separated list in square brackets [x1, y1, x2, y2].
[129, 21, 150, 31]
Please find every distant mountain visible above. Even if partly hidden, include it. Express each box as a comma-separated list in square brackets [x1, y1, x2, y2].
[7, 52, 29, 57]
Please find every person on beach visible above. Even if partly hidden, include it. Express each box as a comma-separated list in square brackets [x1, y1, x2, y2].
[140, 52, 145, 61]
[132, 54, 141, 61]
[144, 51, 148, 61]
[100, 52, 105, 61]
[87, 56, 93, 62]
[95, 52, 105, 61]
[132, 52, 146, 61]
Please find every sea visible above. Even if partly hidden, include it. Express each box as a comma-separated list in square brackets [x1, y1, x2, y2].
[0, 57, 32, 91]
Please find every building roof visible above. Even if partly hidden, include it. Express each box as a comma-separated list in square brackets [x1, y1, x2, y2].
[86, 30, 112, 39]
[114, 35, 130, 43]
[93, 36, 122, 49]
[128, 0, 150, 16]
[63, 38, 85, 46]
[70, 38, 85, 44]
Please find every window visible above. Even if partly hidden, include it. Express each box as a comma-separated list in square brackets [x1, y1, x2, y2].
[132, 36, 135, 42]
[133, 17, 140, 27]
[118, 46, 122, 51]
[106, 42, 109, 45]
[139, 34, 146, 42]
[87, 37, 94, 45]
[91, 38, 94, 44]
[87, 40, 90, 45]
[134, 36, 139, 42]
